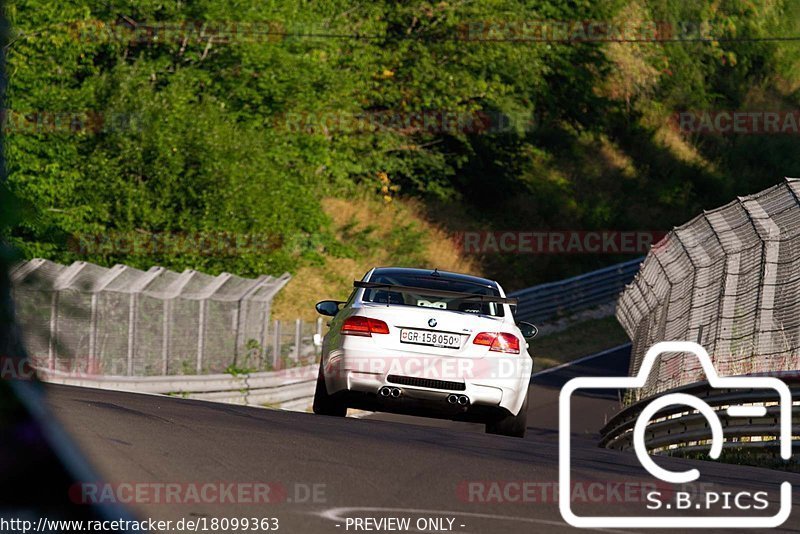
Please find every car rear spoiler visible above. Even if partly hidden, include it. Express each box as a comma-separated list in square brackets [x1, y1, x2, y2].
[353, 280, 519, 305]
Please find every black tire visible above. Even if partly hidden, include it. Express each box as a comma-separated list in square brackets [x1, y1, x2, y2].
[312, 362, 347, 417]
[485, 391, 528, 438]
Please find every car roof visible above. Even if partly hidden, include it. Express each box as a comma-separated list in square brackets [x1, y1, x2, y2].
[368, 267, 499, 289]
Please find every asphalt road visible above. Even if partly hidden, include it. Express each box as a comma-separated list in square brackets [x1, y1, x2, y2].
[42, 345, 800, 533]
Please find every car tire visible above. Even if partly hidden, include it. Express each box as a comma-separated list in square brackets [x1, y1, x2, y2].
[312, 362, 347, 417]
[485, 390, 528, 438]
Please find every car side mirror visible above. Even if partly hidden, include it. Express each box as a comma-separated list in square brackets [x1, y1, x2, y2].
[517, 321, 538, 340]
[315, 300, 343, 317]
[509, 303, 518, 316]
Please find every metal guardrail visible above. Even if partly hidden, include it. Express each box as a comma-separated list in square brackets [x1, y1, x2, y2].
[509, 258, 643, 323]
[38, 364, 318, 410]
[600, 372, 800, 457]
[25, 258, 644, 411]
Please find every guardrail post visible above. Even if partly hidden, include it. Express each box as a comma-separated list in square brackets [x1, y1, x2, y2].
[89, 293, 98, 371]
[193, 272, 232, 375]
[126, 266, 164, 376]
[232, 305, 241, 367]
[127, 294, 137, 376]
[196, 300, 206, 374]
[48, 291, 58, 370]
[127, 298, 139, 376]
[90, 264, 126, 374]
[233, 275, 271, 368]
[294, 318, 302, 363]
[161, 270, 195, 376]
[50, 261, 88, 372]
[162, 299, 171, 375]
[272, 319, 281, 369]
[259, 310, 269, 369]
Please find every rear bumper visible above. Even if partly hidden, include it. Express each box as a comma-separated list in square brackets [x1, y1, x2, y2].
[346, 370, 503, 404]
[341, 388, 515, 423]
[321, 346, 531, 415]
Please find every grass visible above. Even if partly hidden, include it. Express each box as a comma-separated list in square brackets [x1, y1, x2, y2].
[531, 316, 629, 372]
[272, 192, 630, 370]
[272, 194, 480, 320]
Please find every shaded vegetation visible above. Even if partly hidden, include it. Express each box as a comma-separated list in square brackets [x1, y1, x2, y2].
[3, 0, 800, 291]
[531, 316, 628, 371]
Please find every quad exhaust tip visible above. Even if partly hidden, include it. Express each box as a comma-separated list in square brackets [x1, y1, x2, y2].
[447, 394, 470, 406]
[380, 387, 466, 405]
[379, 386, 402, 398]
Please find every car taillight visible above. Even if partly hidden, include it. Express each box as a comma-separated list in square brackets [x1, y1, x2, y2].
[473, 332, 520, 354]
[341, 316, 390, 336]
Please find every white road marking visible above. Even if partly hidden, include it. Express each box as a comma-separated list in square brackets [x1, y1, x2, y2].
[531, 343, 631, 378]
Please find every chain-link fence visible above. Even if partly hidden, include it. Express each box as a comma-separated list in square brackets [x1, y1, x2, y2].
[617, 178, 800, 402]
[10, 258, 323, 376]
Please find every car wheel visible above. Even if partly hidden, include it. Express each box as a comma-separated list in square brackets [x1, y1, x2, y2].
[312, 362, 347, 417]
[485, 390, 528, 438]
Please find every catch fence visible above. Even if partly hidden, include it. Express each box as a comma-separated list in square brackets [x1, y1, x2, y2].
[10, 259, 322, 376]
[617, 178, 800, 401]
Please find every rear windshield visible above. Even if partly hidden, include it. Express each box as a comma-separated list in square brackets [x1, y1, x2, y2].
[362, 273, 505, 317]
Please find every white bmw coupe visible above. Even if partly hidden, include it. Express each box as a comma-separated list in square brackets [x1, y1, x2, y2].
[313, 267, 537, 437]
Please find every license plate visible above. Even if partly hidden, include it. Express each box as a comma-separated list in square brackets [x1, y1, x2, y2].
[400, 329, 461, 349]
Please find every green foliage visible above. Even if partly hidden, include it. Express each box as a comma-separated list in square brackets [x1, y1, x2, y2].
[226, 338, 271, 374]
[4, 0, 800, 287]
